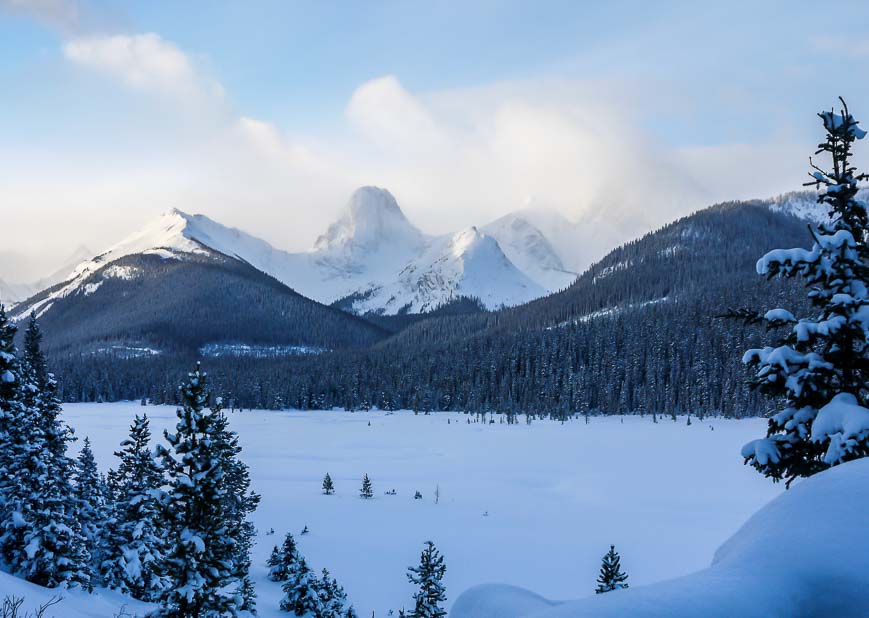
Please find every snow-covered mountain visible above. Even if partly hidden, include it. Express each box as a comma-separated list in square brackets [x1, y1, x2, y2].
[0, 245, 92, 305]
[300, 187, 430, 304]
[314, 186, 425, 254]
[348, 226, 545, 314]
[764, 188, 869, 224]
[17, 187, 863, 319]
[0, 279, 34, 305]
[482, 214, 576, 291]
[767, 190, 831, 224]
[18, 187, 572, 317]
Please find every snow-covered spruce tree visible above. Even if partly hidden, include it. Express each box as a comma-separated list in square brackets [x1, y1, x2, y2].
[595, 544, 629, 594]
[73, 437, 110, 578]
[406, 541, 447, 618]
[101, 414, 168, 601]
[153, 365, 243, 617]
[211, 404, 261, 613]
[317, 568, 351, 617]
[0, 312, 90, 589]
[267, 546, 285, 582]
[279, 556, 323, 615]
[359, 474, 373, 499]
[740, 99, 869, 487]
[0, 304, 25, 567]
[322, 473, 334, 495]
[317, 569, 347, 618]
[268, 532, 301, 582]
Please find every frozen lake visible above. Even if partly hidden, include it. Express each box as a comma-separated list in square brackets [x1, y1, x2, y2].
[61, 403, 781, 617]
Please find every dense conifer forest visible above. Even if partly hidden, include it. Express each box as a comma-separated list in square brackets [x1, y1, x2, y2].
[46, 200, 812, 418]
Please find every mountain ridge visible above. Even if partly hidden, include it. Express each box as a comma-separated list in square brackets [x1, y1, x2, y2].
[14, 187, 576, 316]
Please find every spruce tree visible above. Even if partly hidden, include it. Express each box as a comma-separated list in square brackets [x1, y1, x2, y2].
[0, 304, 26, 569]
[269, 532, 301, 582]
[154, 365, 242, 617]
[0, 312, 89, 589]
[317, 568, 350, 617]
[359, 474, 373, 499]
[406, 541, 446, 618]
[267, 546, 285, 582]
[73, 437, 110, 580]
[322, 472, 335, 495]
[101, 414, 168, 601]
[279, 556, 323, 615]
[595, 545, 629, 594]
[0, 305, 16, 405]
[211, 403, 260, 612]
[740, 99, 869, 486]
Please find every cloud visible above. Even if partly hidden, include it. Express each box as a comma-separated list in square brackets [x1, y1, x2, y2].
[0, 0, 79, 32]
[346, 75, 449, 154]
[342, 75, 722, 236]
[2, 23, 816, 275]
[810, 35, 869, 58]
[63, 33, 224, 107]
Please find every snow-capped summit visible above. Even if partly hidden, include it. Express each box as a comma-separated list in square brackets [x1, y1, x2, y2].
[67, 208, 220, 284]
[348, 226, 545, 314]
[483, 214, 577, 291]
[16, 187, 572, 317]
[314, 186, 424, 254]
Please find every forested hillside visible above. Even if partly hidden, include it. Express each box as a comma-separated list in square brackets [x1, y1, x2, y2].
[13, 250, 387, 357]
[48, 199, 813, 416]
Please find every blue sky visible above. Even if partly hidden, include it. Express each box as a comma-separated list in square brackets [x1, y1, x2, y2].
[2, 0, 869, 278]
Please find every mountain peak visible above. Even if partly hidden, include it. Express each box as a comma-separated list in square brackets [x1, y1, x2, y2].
[314, 186, 423, 253]
[482, 212, 575, 291]
[450, 226, 493, 258]
[162, 206, 191, 218]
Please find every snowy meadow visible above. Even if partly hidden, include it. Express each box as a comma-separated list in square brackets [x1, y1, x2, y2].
[61, 403, 779, 617]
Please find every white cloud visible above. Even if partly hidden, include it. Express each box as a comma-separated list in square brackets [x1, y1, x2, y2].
[346, 75, 449, 154]
[342, 75, 727, 239]
[3, 31, 814, 276]
[63, 33, 224, 106]
[1, 0, 79, 32]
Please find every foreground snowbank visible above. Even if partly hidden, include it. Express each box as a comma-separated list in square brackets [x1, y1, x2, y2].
[0, 571, 152, 617]
[452, 458, 869, 618]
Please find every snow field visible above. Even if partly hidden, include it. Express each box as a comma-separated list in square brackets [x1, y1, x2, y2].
[55, 404, 778, 617]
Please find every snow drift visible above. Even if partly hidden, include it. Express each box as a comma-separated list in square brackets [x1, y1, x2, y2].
[0, 570, 151, 618]
[451, 458, 869, 618]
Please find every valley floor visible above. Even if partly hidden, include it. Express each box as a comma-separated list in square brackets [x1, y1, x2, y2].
[16, 405, 781, 617]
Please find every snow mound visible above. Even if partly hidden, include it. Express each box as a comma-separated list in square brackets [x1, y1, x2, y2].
[0, 571, 152, 617]
[451, 458, 869, 618]
[451, 585, 557, 617]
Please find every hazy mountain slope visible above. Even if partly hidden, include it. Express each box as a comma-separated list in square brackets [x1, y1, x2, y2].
[345, 226, 546, 314]
[20, 187, 554, 316]
[0, 246, 92, 305]
[0, 278, 34, 305]
[482, 214, 577, 291]
[11, 249, 387, 358]
[33, 245, 94, 289]
[51, 193, 822, 412]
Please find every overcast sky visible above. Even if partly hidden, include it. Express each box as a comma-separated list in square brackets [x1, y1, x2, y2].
[2, 0, 869, 281]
